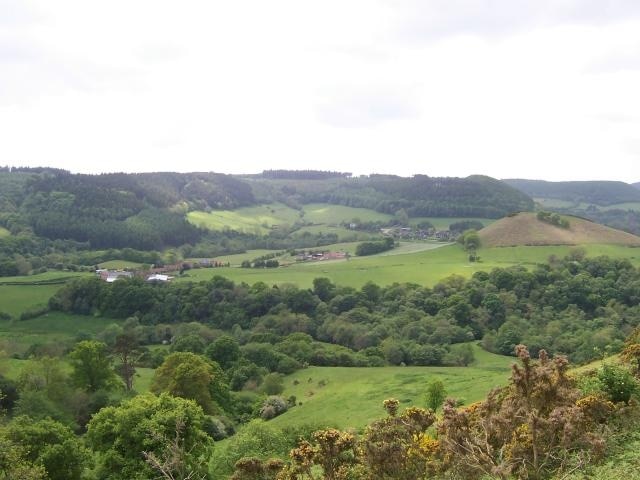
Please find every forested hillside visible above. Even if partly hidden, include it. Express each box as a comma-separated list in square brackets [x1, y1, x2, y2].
[0, 169, 254, 249]
[251, 172, 533, 218]
[504, 178, 640, 205]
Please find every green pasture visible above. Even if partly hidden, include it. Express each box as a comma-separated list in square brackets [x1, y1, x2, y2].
[0, 312, 120, 356]
[409, 217, 496, 230]
[301, 203, 393, 224]
[0, 272, 89, 317]
[98, 260, 144, 269]
[270, 344, 513, 431]
[0, 226, 10, 238]
[175, 243, 640, 289]
[187, 202, 496, 235]
[292, 225, 374, 241]
[187, 203, 302, 234]
[0, 356, 155, 394]
[534, 197, 640, 213]
[0, 271, 88, 284]
[210, 250, 277, 266]
[0, 284, 64, 317]
[599, 202, 640, 211]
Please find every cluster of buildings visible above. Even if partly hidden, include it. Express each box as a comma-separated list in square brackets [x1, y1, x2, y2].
[380, 226, 455, 241]
[96, 258, 227, 283]
[295, 250, 348, 262]
[96, 269, 173, 283]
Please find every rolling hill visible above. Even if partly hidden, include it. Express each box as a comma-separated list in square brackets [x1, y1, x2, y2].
[249, 173, 534, 218]
[478, 212, 640, 247]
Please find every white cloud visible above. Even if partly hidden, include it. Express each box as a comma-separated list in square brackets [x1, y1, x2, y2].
[0, 0, 639, 181]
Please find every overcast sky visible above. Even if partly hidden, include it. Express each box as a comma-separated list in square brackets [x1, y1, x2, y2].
[1, 1, 640, 181]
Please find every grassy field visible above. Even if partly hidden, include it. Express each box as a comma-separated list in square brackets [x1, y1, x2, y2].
[269, 345, 512, 431]
[0, 312, 119, 356]
[187, 202, 496, 234]
[534, 197, 640, 213]
[600, 202, 640, 211]
[0, 283, 65, 317]
[176, 242, 640, 289]
[187, 203, 302, 234]
[410, 217, 496, 229]
[0, 357, 155, 394]
[98, 260, 144, 269]
[292, 225, 374, 241]
[0, 226, 10, 238]
[301, 203, 393, 224]
[0, 271, 89, 317]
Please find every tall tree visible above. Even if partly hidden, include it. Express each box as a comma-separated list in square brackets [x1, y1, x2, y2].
[68, 341, 119, 392]
[152, 352, 227, 414]
[113, 332, 142, 391]
[86, 393, 212, 480]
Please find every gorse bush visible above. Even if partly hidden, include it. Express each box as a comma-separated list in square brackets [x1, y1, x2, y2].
[234, 345, 628, 480]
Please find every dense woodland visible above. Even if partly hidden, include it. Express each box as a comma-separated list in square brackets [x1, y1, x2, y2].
[250, 173, 534, 218]
[49, 253, 640, 369]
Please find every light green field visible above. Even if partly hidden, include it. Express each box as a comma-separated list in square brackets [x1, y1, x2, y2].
[175, 243, 640, 289]
[187, 203, 302, 234]
[187, 202, 496, 234]
[211, 250, 277, 266]
[0, 272, 89, 317]
[292, 225, 374, 241]
[302, 203, 393, 224]
[0, 312, 120, 355]
[134, 367, 155, 393]
[535, 197, 640, 213]
[0, 284, 64, 317]
[0, 226, 10, 237]
[98, 260, 144, 269]
[269, 344, 512, 431]
[600, 202, 640, 211]
[409, 217, 496, 230]
[0, 271, 88, 284]
[0, 357, 155, 394]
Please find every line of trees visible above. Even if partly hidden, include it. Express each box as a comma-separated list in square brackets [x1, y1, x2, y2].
[48, 252, 640, 365]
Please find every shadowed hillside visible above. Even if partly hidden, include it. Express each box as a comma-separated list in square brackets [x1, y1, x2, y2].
[478, 212, 640, 247]
[504, 179, 640, 206]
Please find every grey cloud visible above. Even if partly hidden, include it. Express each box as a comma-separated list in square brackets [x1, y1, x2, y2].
[391, 0, 640, 42]
[316, 89, 419, 128]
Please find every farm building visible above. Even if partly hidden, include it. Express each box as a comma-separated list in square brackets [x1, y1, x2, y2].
[147, 274, 172, 282]
[98, 270, 134, 283]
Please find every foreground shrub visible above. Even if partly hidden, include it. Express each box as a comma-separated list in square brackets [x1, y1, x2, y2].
[438, 345, 608, 479]
[260, 396, 288, 420]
